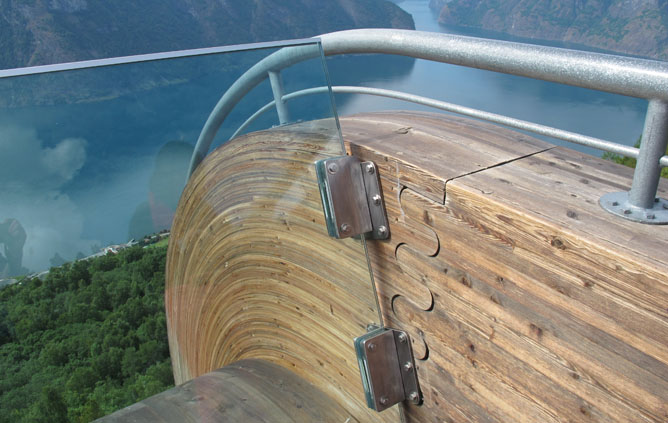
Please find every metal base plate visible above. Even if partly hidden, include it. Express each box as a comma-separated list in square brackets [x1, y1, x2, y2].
[354, 328, 421, 412]
[600, 192, 668, 224]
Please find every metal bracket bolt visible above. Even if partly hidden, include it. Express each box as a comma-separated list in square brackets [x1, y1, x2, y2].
[354, 328, 422, 412]
[315, 156, 391, 239]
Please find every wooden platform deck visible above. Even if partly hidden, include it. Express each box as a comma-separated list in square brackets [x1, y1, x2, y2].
[343, 111, 668, 423]
[155, 111, 667, 422]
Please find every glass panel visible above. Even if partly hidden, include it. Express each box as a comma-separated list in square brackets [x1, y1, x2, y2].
[0, 40, 381, 419]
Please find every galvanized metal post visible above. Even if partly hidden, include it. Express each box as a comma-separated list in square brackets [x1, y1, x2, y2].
[600, 100, 668, 224]
[269, 70, 290, 125]
[629, 100, 668, 208]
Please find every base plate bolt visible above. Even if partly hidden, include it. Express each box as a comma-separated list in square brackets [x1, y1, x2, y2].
[327, 163, 339, 174]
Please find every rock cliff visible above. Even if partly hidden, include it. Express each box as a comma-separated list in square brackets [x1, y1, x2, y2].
[429, 0, 668, 60]
[0, 0, 414, 69]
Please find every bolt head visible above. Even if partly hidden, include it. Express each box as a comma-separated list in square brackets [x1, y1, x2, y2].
[367, 342, 376, 351]
[408, 391, 419, 402]
[397, 332, 407, 343]
[377, 226, 388, 236]
[327, 162, 339, 174]
[366, 163, 375, 174]
[403, 361, 413, 372]
[379, 396, 389, 405]
[372, 194, 382, 205]
[339, 223, 350, 233]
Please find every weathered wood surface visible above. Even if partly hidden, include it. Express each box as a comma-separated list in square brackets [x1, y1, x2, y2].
[342, 111, 551, 203]
[341, 112, 668, 422]
[165, 121, 396, 422]
[96, 359, 353, 422]
[165, 111, 667, 422]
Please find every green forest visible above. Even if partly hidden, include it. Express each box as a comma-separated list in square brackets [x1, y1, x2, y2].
[604, 136, 668, 178]
[0, 242, 173, 422]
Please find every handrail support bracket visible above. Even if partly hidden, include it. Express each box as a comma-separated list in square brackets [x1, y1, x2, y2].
[600, 99, 668, 224]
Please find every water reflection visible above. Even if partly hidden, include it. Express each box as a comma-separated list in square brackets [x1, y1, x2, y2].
[335, 0, 647, 156]
[128, 141, 193, 241]
[0, 219, 27, 278]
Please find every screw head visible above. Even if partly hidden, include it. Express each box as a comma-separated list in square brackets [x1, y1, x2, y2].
[397, 333, 407, 343]
[647, 213, 656, 220]
[655, 198, 660, 203]
[366, 163, 375, 174]
[611, 201, 619, 207]
[367, 342, 376, 351]
[403, 361, 413, 372]
[377, 226, 388, 236]
[372, 194, 382, 205]
[327, 162, 339, 174]
[408, 391, 419, 402]
[339, 223, 350, 233]
[379, 396, 389, 405]
[623, 209, 632, 215]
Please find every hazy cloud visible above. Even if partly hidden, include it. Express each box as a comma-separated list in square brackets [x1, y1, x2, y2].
[0, 124, 97, 273]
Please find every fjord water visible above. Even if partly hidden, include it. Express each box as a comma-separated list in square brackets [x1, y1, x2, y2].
[0, 1, 650, 276]
[333, 0, 647, 157]
[0, 43, 340, 275]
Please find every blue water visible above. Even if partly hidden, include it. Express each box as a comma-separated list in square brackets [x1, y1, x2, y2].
[334, 0, 647, 156]
[0, 46, 337, 273]
[0, 2, 651, 274]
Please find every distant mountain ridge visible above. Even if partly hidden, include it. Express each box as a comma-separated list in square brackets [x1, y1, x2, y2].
[0, 0, 414, 69]
[429, 0, 668, 60]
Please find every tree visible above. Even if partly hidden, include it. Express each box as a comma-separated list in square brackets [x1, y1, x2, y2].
[33, 386, 68, 423]
[603, 136, 668, 178]
[49, 253, 67, 268]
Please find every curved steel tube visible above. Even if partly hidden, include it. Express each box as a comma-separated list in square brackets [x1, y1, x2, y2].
[188, 44, 321, 174]
[189, 29, 668, 176]
[189, 29, 668, 187]
[232, 85, 668, 167]
[321, 29, 668, 101]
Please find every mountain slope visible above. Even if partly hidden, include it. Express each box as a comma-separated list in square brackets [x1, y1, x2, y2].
[429, 0, 668, 60]
[0, 0, 414, 69]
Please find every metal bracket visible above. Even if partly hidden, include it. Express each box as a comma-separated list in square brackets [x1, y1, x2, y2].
[315, 156, 390, 239]
[354, 328, 422, 412]
[600, 192, 668, 224]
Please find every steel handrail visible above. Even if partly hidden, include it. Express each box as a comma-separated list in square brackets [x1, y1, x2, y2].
[190, 29, 668, 223]
[232, 85, 656, 164]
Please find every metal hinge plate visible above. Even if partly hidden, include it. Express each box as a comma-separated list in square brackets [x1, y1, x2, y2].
[354, 328, 422, 412]
[315, 156, 390, 239]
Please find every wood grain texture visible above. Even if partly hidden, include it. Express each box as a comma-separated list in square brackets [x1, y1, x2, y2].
[165, 121, 397, 422]
[165, 111, 667, 422]
[343, 111, 552, 203]
[96, 359, 354, 422]
[343, 113, 668, 423]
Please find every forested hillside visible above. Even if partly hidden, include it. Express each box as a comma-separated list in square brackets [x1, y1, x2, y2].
[429, 0, 668, 60]
[0, 0, 414, 69]
[0, 243, 171, 422]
